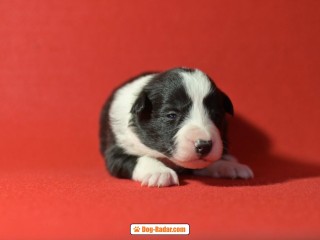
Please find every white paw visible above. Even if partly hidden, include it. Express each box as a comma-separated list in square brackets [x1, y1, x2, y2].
[132, 156, 179, 187]
[194, 155, 254, 179]
[141, 170, 179, 187]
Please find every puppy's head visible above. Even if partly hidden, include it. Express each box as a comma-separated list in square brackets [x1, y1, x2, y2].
[130, 68, 233, 169]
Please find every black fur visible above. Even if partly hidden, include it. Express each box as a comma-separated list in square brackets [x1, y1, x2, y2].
[130, 69, 192, 157]
[105, 145, 138, 178]
[203, 87, 234, 154]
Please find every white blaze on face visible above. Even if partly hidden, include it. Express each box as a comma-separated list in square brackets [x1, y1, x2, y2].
[171, 70, 223, 169]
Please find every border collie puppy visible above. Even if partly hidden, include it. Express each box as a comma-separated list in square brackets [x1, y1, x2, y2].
[100, 67, 253, 187]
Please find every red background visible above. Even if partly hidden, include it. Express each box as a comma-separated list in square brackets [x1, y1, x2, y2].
[1, 0, 320, 239]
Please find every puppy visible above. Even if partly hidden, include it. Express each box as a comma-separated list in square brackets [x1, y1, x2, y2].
[99, 67, 253, 187]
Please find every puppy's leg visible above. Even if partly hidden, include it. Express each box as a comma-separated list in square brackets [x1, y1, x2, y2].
[105, 146, 178, 187]
[194, 154, 254, 179]
[105, 145, 139, 179]
[132, 156, 179, 187]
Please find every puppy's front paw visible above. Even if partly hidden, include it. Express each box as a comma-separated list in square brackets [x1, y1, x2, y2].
[194, 155, 254, 179]
[141, 170, 179, 187]
[209, 160, 254, 179]
[132, 156, 179, 187]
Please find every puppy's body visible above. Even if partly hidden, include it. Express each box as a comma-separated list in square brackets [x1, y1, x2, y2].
[100, 68, 253, 187]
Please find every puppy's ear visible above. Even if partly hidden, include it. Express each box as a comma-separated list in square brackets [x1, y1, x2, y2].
[130, 92, 152, 119]
[220, 90, 234, 116]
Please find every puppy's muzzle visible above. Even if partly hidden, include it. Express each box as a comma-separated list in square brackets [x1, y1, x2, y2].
[195, 139, 212, 157]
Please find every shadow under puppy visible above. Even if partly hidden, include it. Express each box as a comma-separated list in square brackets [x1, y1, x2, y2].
[100, 67, 253, 187]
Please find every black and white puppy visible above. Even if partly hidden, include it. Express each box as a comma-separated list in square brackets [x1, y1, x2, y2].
[100, 67, 253, 187]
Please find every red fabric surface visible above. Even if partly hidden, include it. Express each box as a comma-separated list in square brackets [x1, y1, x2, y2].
[1, 0, 320, 239]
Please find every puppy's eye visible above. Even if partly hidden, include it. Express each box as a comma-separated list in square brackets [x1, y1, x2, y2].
[166, 113, 177, 119]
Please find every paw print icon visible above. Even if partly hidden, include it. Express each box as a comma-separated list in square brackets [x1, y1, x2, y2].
[133, 226, 140, 233]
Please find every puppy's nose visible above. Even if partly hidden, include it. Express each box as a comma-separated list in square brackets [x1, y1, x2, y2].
[194, 139, 212, 157]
